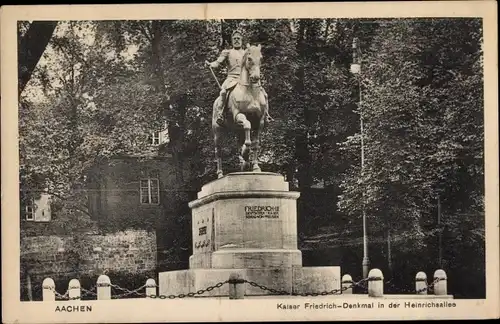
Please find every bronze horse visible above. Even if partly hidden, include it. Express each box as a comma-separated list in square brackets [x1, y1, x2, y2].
[212, 44, 269, 178]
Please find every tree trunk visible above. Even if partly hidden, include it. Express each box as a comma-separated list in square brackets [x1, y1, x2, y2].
[151, 22, 189, 240]
[171, 94, 187, 184]
[151, 21, 166, 91]
[18, 21, 58, 96]
[387, 228, 392, 273]
[437, 196, 442, 267]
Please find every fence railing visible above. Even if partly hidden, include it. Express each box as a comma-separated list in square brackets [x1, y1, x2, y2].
[41, 268, 450, 301]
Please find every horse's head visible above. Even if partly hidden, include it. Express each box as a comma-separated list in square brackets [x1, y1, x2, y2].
[243, 44, 262, 85]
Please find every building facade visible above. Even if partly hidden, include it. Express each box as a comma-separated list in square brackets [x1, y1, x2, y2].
[19, 125, 195, 300]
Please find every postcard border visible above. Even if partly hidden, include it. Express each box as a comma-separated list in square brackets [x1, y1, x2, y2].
[2, 2, 498, 323]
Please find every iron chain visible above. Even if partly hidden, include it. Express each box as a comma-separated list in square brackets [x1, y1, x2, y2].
[47, 287, 82, 300]
[417, 277, 441, 294]
[246, 280, 289, 295]
[243, 277, 370, 296]
[81, 286, 98, 297]
[384, 278, 441, 294]
[54, 289, 70, 300]
[110, 283, 147, 299]
[44, 276, 441, 300]
[147, 280, 229, 299]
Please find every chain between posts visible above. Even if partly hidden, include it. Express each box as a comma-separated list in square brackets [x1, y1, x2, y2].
[149, 277, 369, 298]
[147, 280, 229, 299]
[417, 277, 441, 294]
[54, 289, 71, 300]
[49, 285, 99, 300]
[46, 276, 442, 300]
[45, 287, 78, 301]
[376, 277, 441, 294]
[81, 286, 98, 298]
[244, 277, 371, 296]
[110, 283, 147, 299]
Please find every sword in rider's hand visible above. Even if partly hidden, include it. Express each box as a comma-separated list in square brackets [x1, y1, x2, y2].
[205, 60, 222, 89]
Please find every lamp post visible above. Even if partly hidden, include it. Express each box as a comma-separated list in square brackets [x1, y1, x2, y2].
[350, 37, 370, 279]
[437, 195, 442, 267]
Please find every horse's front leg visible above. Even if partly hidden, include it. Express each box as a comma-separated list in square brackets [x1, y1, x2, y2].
[251, 123, 263, 172]
[235, 113, 251, 170]
[237, 131, 246, 170]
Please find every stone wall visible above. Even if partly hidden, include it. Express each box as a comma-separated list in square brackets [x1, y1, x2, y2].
[20, 229, 157, 278]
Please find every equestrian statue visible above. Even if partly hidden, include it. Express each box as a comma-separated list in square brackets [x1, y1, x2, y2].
[205, 29, 273, 178]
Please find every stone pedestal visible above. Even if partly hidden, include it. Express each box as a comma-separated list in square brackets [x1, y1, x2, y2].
[159, 172, 340, 296]
[189, 172, 302, 269]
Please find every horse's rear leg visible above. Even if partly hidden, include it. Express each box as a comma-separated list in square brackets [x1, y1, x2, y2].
[214, 128, 223, 178]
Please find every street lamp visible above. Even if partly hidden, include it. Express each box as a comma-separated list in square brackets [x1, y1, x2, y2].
[350, 37, 370, 279]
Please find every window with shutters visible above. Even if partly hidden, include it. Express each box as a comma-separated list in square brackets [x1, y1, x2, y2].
[24, 194, 52, 222]
[25, 202, 35, 221]
[140, 178, 160, 205]
[150, 132, 161, 145]
[149, 121, 168, 146]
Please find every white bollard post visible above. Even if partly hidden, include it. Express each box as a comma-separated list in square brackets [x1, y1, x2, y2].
[368, 268, 384, 297]
[433, 269, 447, 296]
[97, 275, 111, 300]
[341, 274, 353, 294]
[68, 279, 81, 300]
[228, 273, 245, 299]
[42, 278, 56, 301]
[415, 272, 427, 295]
[145, 278, 157, 298]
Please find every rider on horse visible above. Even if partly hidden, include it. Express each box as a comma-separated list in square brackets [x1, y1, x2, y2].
[206, 29, 273, 127]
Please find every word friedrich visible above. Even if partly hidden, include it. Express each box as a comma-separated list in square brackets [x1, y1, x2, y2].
[244, 205, 280, 219]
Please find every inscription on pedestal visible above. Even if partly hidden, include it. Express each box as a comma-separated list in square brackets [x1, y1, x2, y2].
[193, 206, 213, 253]
[244, 205, 280, 219]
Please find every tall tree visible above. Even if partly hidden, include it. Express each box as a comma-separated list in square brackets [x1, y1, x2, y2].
[337, 18, 484, 288]
[20, 21, 163, 231]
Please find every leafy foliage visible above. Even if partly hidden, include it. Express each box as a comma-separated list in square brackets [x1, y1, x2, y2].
[337, 19, 484, 264]
[20, 21, 164, 230]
